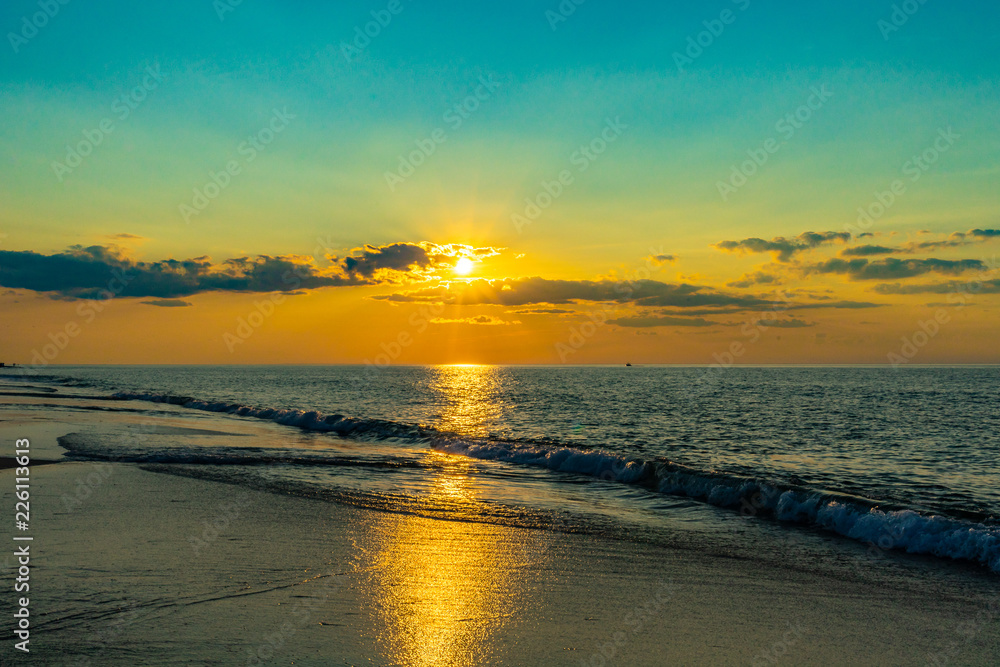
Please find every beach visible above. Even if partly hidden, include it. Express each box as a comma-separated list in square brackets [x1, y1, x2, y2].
[2, 390, 999, 665]
[6, 0, 999, 661]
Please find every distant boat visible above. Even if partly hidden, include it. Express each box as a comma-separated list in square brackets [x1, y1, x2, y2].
[625, 362, 632, 367]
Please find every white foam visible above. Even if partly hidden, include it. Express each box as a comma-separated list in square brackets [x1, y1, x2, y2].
[114, 390, 1000, 573]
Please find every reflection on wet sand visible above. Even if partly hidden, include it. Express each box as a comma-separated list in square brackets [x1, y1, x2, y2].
[354, 364, 553, 664]
[356, 366, 536, 665]
[355, 504, 547, 665]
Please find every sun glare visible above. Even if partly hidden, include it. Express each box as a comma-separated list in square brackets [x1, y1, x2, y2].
[454, 257, 474, 275]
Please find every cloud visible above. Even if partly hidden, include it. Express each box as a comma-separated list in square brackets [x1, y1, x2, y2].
[753, 317, 813, 328]
[509, 308, 575, 314]
[340, 242, 432, 277]
[840, 245, 899, 257]
[643, 307, 745, 316]
[609, 313, 811, 329]
[804, 258, 986, 281]
[608, 316, 719, 328]
[335, 242, 501, 279]
[0, 241, 506, 299]
[716, 229, 997, 267]
[872, 280, 1000, 295]
[645, 300, 882, 320]
[430, 315, 520, 326]
[141, 299, 192, 307]
[839, 229, 1000, 257]
[715, 231, 850, 262]
[788, 300, 883, 310]
[727, 271, 782, 288]
[647, 254, 677, 266]
[107, 233, 144, 240]
[373, 279, 889, 320]
[372, 277, 775, 310]
[0, 245, 369, 299]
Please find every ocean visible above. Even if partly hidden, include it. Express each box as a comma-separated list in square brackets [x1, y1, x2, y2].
[6, 364, 1000, 576]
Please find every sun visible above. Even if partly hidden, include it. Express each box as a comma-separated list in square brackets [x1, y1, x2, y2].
[454, 257, 474, 275]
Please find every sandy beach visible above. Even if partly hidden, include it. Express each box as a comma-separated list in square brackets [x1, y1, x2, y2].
[2, 394, 999, 666]
[5, 0, 999, 661]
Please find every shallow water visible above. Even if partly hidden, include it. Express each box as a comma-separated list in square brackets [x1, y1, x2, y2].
[4, 364, 999, 574]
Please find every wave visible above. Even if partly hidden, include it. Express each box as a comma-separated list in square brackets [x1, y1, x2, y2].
[0, 371, 82, 385]
[111, 390, 1000, 573]
[58, 436, 426, 472]
[436, 439, 1000, 573]
[112, 391, 437, 439]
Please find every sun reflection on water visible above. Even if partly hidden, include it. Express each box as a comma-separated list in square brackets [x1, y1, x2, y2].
[427, 365, 513, 438]
[353, 364, 543, 665]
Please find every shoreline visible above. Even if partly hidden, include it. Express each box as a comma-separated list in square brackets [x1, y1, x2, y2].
[1, 389, 1000, 664]
[0, 457, 61, 470]
[6, 457, 1000, 665]
[0, 411, 998, 664]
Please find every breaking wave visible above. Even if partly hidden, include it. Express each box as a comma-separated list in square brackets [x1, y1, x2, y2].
[111, 390, 1000, 573]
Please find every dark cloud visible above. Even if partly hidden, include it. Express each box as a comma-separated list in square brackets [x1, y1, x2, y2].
[872, 280, 1000, 295]
[647, 254, 677, 265]
[632, 285, 773, 308]
[340, 243, 433, 277]
[372, 277, 775, 310]
[609, 314, 813, 329]
[0, 245, 368, 299]
[717, 229, 998, 267]
[840, 245, 899, 257]
[714, 231, 850, 262]
[840, 229, 1000, 257]
[754, 317, 813, 328]
[652, 307, 751, 316]
[372, 279, 890, 318]
[509, 308, 575, 314]
[141, 299, 192, 307]
[335, 242, 502, 279]
[608, 316, 719, 328]
[430, 315, 520, 326]
[727, 271, 781, 288]
[787, 300, 883, 310]
[805, 258, 985, 281]
[0, 241, 506, 299]
[903, 236, 970, 253]
[637, 300, 882, 320]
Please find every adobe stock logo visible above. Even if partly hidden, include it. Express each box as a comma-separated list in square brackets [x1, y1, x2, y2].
[846, 127, 959, 237]
[51, 66, 166, 183]
[513, 116, 627, 233]
[179, 107, 296, 223]
[545, 0, 588, 31]
[384, 75, 501, 192]
[878, 0, 931, 40]
[7, 0, 71, 54]
[673, 0, 752, 73]
[340, 0, 410, 63]
[717, 85, 833, 201]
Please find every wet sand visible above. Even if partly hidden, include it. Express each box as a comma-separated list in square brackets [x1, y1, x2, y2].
[1, 404, 999, 665]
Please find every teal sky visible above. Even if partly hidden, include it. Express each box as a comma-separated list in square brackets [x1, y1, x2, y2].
[1, 0, 999, 364]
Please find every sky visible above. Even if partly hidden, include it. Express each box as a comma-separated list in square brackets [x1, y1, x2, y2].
[1, 0, 998, 365]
